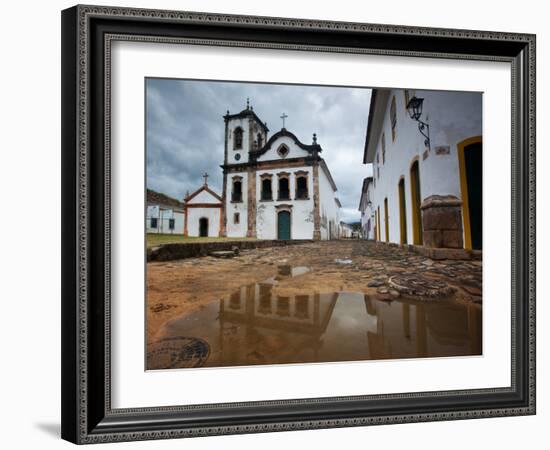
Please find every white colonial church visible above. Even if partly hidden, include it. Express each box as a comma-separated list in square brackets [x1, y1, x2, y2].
[183, 101, 341, 240]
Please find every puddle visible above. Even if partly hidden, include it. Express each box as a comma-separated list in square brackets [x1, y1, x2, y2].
[335, 259, 353, 264]
[276, 265, 310, 277]
[148, 279, 482, 370]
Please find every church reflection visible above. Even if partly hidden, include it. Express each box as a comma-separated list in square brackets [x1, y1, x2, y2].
[152, 281, 482, 369]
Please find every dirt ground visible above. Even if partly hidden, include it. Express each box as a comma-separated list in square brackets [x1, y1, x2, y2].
[146, 240, 482, 342]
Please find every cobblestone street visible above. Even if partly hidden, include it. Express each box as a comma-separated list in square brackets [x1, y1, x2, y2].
[147, 240, 482, 354]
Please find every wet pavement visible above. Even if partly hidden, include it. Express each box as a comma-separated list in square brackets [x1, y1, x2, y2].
[147, 240, 482, 369]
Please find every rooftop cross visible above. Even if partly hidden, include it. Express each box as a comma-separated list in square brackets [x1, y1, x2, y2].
[280, 112, 288, 129]
[202, 172, 209, 185]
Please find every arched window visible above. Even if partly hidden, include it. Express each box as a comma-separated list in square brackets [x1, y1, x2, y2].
[257, 133, 263, 149]
[390, 96, 397, 142]
[261, 176, 273, 201]
[232, 177, 242, 202]
[277, 144, 289, 158]
[278, 174, 290, 200]
[234, 127, 243, 149]
[295, 172, 309, 199]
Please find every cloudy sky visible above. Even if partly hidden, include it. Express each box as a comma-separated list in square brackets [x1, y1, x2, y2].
[146, 78, 373, 222]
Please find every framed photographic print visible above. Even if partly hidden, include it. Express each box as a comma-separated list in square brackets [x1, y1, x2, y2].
[61, 4, 536, 444]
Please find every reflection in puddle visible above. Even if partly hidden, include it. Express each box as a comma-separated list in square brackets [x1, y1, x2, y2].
[276, 265, 310, 277]
[149, 280, 482, 370]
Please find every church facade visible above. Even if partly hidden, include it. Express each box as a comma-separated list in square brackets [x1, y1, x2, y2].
[221, 102, 341, 240]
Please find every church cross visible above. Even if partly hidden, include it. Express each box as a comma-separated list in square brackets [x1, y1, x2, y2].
[280, 112, 288, 129]
[202, 172, 209, 185]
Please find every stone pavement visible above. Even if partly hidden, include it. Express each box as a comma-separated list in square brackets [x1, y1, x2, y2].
[146, 240, 482, 341]
[147, 240, 482, 336]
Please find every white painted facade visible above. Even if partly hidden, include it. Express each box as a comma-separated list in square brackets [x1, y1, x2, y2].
[253, 166, 315, 240]
[319, 162, 341, 240]
[185, 206, 221, 237]
[184, 185, 223, 237]
[222, 103, 341, 240]
[146, 189, 185, 235]
[339, 222, 353, 239]
[146, 205, 185, 235]
[362, 88, 482, 247]
[358, 177, 375, 239]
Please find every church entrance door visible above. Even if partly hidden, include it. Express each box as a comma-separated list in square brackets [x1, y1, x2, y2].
[277, 211, 291, 240]
[199, 217, 209, 237]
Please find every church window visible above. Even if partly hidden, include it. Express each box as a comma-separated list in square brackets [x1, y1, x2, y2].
[295, 295, 309, 319]
[390, 96, 397, 142]
[168, 218, 175, 230]
[229, 291, 240, 310]
[257, 133, 263, 149]
[295, 173, 309, 200]
[234, 127, 243, 150]
[277, 144, 289, 158]
[381, 132, 386, 164]
[150, 218, 158, 229]
[261, 177, 273, 201]
[233, 212, 240, 224]
[278, 175, 290, 200]
[276, 297, 290, 317]
[232, 178, 243, 202]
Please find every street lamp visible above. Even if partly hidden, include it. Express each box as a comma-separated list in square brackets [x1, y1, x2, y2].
[406, 96, 431, 151]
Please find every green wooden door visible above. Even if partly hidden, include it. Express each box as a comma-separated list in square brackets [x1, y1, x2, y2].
[277, 211, 291, 240]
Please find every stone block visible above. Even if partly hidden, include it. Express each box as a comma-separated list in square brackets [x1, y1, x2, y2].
[423, 230, 443, 248]
[422, 206, 462, 230]
[442, 230, 463, 249]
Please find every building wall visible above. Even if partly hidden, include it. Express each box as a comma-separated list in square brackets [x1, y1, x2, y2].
[256, 135, 310, 162]
[186, 207, 221, 237]
[359, 183, 375, 240]
[370, 89, 482, 245]
[360, 207, 375, 239]
[254, 166, 315, 240]
[227, 117, 251, 164]
[226, 116, 268, 165]
[190, 189, 220, 204]
[318, 166, 340, 240]
[225, 171, 249, 237]
[146, 205, 185, 235]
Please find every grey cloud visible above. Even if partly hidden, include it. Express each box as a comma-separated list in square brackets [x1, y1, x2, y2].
[146, 78, 372, 222]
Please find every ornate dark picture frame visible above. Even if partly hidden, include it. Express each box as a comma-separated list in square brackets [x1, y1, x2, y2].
[61, 4, 536, 444]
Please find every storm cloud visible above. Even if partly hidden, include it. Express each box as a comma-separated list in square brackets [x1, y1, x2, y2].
[146, 78, 372, 222]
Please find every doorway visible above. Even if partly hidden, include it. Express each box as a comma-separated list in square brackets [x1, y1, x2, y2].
[199, 217, 209, 237]
[458, 137, 482, 250]
[383, 198, 389, 243]
[410, 160, 423, 245]
[277, 211, 291, 240]
[398, 178, 408, 244]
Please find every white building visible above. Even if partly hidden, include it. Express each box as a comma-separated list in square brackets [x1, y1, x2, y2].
[339, 222, 354, 239]
[358, 177, 375, 239]
[222, 101, 341, 240]
[146, 189, 185, 235]
[361, 88, 482, 253]
[183, 179, 223, 237]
